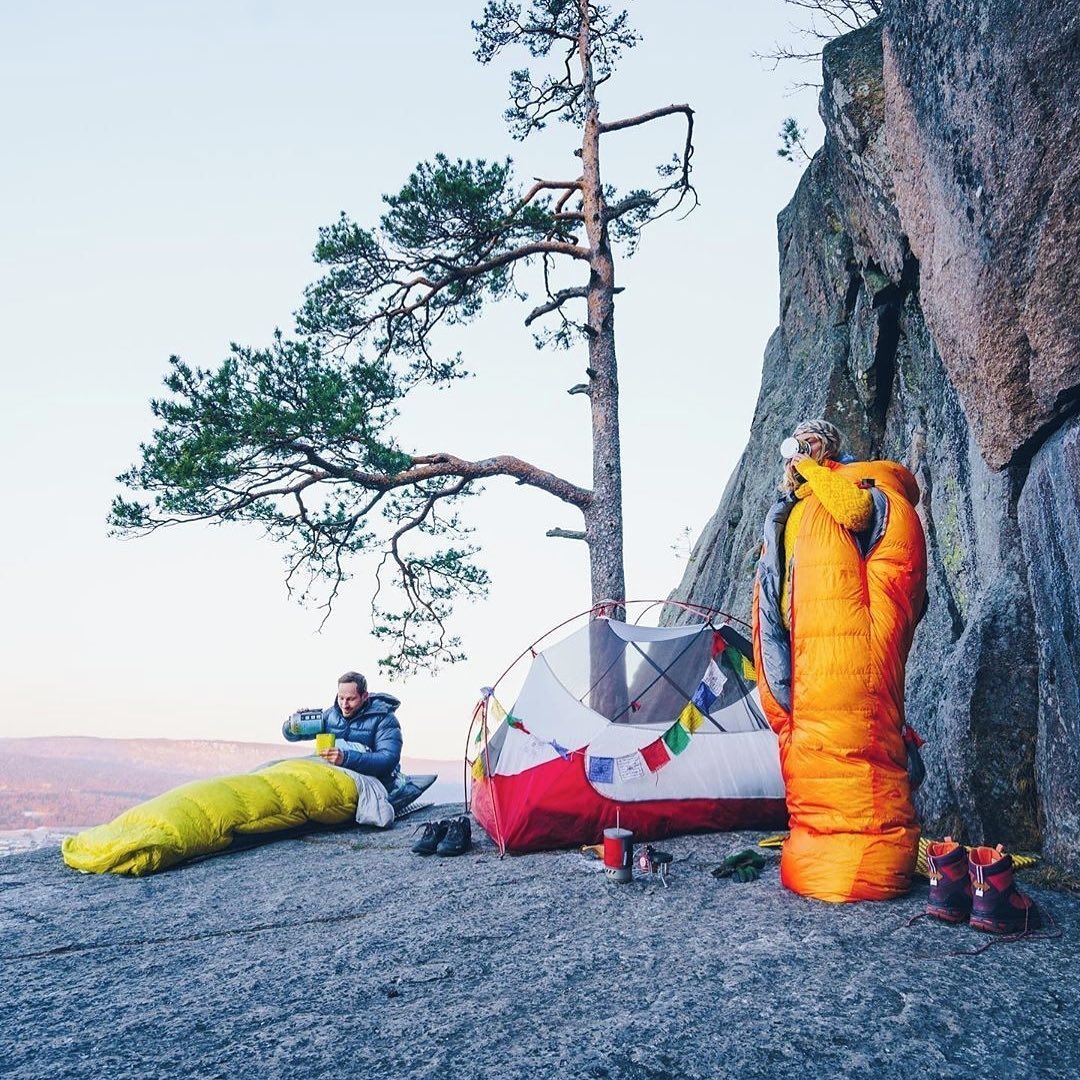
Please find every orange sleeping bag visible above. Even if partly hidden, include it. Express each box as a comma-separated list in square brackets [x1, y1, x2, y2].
[752, 459, 927, 902]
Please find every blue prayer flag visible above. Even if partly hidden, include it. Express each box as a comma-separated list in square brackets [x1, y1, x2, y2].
[550, 740, 572, 761]
[587, 755, 615, 784]
[691, 682, 717, 715]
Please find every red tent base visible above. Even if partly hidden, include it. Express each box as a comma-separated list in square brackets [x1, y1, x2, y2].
[471, 753, 788, 854]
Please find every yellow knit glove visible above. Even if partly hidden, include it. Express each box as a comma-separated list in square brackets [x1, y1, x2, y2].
[796, 459, 873, 531]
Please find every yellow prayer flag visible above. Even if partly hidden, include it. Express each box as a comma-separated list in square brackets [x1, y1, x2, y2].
[678, 702, 706, 734]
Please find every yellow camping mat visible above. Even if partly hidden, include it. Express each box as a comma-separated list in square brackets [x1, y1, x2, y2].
[756, 833, 1039, 876]
[61, 759, 358, 877]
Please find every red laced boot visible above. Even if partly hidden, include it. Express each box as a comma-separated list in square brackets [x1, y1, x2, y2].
[969, 845, 1042, 935]
[926, 838, 972, 923]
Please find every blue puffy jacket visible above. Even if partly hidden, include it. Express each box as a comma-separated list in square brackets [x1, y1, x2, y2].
[282, 693, 403, 788]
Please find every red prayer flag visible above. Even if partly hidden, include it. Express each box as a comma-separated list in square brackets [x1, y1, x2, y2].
[640, 737, 670, 772]
[711, 631, 726, 658]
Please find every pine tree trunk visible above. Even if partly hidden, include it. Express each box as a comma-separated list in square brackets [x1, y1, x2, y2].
[578, 2, 626, 620]
[578, 2, 628, 718]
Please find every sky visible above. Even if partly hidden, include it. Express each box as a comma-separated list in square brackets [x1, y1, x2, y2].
[0, 2, 823, 760]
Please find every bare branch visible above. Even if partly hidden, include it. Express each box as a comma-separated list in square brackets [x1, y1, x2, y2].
[522, 178, 582, 199]
[784, 0, 881, 34]
[758, 1, 883, 74]
[598, 104, 696, 225]
[524, 286, 588, 327]
[604, 193, 655, 223]
[554, 185, 581, 214]
[275, 446, 594, 512]
[598, 103, 694, 136]
[752, 44, 825, 69]
[546, 527, 587, 541]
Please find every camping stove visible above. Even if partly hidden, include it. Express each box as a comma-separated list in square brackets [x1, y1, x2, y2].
[638, 845, 673, 886]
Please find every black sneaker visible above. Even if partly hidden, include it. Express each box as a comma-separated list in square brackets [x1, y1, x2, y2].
[411, 819, 449, 855]
[436, 817, 472, 857]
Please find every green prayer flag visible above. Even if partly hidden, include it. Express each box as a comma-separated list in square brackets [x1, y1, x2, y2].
[663, 722, 691, 756]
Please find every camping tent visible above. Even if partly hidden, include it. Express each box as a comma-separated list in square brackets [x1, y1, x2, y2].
[469, 614, 787, 853]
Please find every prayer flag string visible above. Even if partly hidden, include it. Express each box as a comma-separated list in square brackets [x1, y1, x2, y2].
[473, 659, 731, 784]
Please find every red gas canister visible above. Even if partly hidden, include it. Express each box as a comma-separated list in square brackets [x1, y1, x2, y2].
[603, 827, 633, 884]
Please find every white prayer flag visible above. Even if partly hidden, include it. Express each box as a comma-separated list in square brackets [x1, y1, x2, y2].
[616, 751, 647, 782]
[701, 660, 727, 698]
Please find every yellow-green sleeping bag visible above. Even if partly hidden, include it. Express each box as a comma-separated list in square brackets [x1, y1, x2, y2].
[61, 759, 359, 876]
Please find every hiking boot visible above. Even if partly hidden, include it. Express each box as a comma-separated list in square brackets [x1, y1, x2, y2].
[969, 845, 1042, 935]
[436, 816, 472, 857]
[926, 838, 972, 923]
[411, 819, 449, 856]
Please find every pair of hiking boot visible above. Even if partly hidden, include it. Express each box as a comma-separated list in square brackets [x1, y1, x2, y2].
[926, 838, 1041, 934]
[411, 816, 472, 857]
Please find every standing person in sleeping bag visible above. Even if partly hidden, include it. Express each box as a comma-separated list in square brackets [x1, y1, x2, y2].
[284, 671, 403, 793]
[752, 419, 927, 902]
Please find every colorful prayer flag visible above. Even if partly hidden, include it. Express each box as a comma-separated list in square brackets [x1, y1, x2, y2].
[587, 755, 615, 784]
[691, 659, 727, 715]
[721, 647, 756, 681]
[550, 739, 572, 761]
[640, 738, 670, 772]
[678, 701, 706, 734]
[701, 660, 727, 698]
[616, 752, 647, 782]
[691, 682, 716, 715]
[507, 715, 531, 735]
[663, 722, 691, 756]
[471, 756, 486, 780]
[711, 631, 726, 658]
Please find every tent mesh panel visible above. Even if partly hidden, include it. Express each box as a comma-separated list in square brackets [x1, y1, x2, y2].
[538, 621, 715, 723]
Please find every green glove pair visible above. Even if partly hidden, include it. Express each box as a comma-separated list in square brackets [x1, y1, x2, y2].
[712, 848, 766, 883]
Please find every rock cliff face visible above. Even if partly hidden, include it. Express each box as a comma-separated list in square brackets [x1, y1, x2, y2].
[675, 2, 1079, 870]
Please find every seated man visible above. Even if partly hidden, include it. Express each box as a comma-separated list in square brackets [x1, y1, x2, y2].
[283, 671, 402, 793]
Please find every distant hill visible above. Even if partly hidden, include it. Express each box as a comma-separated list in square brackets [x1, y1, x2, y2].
[0, 736, 461, 829]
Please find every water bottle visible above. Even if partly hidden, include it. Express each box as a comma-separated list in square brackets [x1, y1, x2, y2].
[286, 709, 324, 737]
